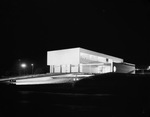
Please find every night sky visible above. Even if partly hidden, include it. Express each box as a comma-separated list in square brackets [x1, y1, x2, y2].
[0, 0, 150, 76]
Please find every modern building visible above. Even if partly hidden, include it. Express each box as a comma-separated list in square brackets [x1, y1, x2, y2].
[47, 47, 135, 74]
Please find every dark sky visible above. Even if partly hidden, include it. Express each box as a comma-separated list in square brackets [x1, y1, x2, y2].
[1, 0, 150, 75]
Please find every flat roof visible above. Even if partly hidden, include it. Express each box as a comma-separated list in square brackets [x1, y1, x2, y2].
[47, 47, 124, 63]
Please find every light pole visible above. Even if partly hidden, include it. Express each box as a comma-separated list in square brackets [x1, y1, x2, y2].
[21, 63, 27, 75]
[31, 63, 34, 74]
[18, 59, 21, 76]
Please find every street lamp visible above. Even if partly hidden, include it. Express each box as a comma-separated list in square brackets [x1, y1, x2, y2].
[21, 63, 27, 68]
[31, 63, 34, 74]
[21, 63, 27, 75]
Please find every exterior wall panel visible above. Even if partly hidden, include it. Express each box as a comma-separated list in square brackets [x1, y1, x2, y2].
[47, 48, 80, 65]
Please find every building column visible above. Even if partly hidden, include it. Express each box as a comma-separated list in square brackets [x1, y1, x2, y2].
[109, 60, 113, 72]
[53, 65, 55, 73]
[70, 64, 72, 73]
[60, 65, 62, 73]
[50, 65, 52, 73]
[78, 64, 80, 73]
[90, 65, 91, 74]
[80, 64, 82, 73]
[49, 66, 51, 73]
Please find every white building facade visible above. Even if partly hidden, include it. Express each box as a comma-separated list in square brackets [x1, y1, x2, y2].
[47, 47, 135, 74]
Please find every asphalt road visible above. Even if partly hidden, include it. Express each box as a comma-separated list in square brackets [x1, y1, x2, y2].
[0, 73, 150, 117]
[0, 83, 147, 117]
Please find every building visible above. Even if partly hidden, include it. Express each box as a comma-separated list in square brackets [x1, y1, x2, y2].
[47, 47, 135, 74]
